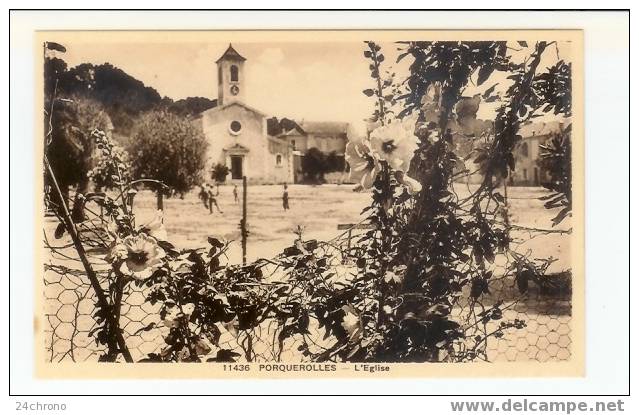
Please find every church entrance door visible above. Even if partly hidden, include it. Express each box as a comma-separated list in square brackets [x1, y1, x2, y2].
[231, 156, 243, 179]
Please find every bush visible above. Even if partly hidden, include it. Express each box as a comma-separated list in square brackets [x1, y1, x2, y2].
[211, 163, 230, 183]
[301, 147, 326, 183]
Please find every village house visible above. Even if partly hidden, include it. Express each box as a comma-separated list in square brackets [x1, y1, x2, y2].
[194, 44, 349, 184]
[455, 119, 570, 187]
[509, 121, 570, 186]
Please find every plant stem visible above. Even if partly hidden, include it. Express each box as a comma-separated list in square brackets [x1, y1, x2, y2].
[44, 155, 133, 362]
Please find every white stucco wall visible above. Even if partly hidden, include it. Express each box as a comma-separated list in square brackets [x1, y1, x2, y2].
[198, 103, 292, 184]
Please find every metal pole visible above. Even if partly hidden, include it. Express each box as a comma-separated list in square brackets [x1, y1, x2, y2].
[241, 176, 247, 265]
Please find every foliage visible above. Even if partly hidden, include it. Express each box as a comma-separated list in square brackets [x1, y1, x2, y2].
[45, 49, 217, 136]
[89, 140, 131, 191]
[325, 151, 346, 173]
[168, 97, 218, 119]
[301, 147, 327, 183]
[45, 99, 92, 192]
[127, 110, 207, 197]
[211, 163, 230, 183]
[266, 117, 301, 136]
[538, 125, 572, 225]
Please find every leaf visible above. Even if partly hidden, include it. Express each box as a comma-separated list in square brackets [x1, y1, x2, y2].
[482, 83, 499, 99]
[477, 65, 494, 86]
[551, 206, 571, 227]
[517, 41, 528, 48]
[362, 89, 375, 97]
[54, 222, 67, 239]
[207, 236, 224, 248]
[45, 41, 66, 52]
[132, 322, 157, 336]
[515, 272, 529, 294]
[207, 349, 241, 362]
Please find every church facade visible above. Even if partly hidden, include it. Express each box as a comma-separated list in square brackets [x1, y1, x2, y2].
[194, 44, 348, 184]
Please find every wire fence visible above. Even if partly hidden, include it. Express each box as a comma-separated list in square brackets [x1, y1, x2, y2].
[43, 216, 572, 364]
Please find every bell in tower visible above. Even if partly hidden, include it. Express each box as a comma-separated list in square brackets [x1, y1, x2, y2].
[216, 44, 246, 106]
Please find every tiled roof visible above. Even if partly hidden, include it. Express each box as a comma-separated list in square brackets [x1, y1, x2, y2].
[299, 121, 349, 136]
[519, 121, 565, 138]
[216, 44, 247, 63]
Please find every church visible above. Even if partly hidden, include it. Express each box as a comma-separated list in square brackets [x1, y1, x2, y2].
[194, 44, 349, 184]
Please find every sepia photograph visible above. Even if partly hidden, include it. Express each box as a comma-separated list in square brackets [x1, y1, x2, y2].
[36, 29, 583, 377]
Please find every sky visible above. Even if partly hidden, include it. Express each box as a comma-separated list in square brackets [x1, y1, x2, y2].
[59, 40, 571, 135]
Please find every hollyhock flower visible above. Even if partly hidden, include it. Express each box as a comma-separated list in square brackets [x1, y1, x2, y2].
[162, 303, 196, 329]
[384, 265, 407, 285]
[369, 116, 418, 172]
[395, 171, 423, 195]
[105, 239, 128, 263]
[117, 233, 166, 280]
[340, 304, 363, 343]
[345, 141, 381, 189]
[139, 210, 168, 241]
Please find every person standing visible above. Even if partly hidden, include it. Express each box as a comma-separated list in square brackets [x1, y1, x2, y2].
[282, 183, 290, 211]
[208, 184, 223, 214]
[199, 183, 209, 210]
[233, 184, 239, 204]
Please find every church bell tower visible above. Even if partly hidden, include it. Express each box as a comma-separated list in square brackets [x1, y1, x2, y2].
[216, 44, 246, 106]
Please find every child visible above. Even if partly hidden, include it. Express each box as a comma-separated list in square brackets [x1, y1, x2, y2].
[282, 183, 290, 211]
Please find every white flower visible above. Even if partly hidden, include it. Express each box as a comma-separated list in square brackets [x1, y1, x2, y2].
[162, 303, 196, 329]
[182, 303, 195, 316]
[340, 305, 363, 343]
[369, 116, 418, 172]
[383, 265, 407, 285]
[116, 233, 166, 280]
[345, 141, 381, 189]
[140, 210, 168, 241]
[395, 171, 422, 195]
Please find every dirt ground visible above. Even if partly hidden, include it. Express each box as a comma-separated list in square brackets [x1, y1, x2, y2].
[130, 183, 571, 271]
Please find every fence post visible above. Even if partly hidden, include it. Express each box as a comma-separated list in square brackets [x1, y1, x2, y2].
[156, 186, 164, 210]
[241, 176, 247, 265]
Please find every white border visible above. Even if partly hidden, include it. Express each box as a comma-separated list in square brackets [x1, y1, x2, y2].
[7, 9, 630, 398]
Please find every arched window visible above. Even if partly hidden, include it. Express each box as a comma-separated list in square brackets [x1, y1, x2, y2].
[230, 65, 239, 82]
[276, 154, 283, 166]
[521, 142, 529, 157]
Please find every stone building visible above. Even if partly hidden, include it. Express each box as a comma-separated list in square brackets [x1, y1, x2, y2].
[278, 120, 349, 183]
[509, 121, 569, 186]
[194, 44, 349, 184]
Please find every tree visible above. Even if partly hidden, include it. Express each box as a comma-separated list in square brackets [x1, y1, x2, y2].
[301, 147, 326, 183]
[325, 151, 346, 173]
[46, 99, 93, 221]
[211, 163, 230, 183]
[128, 111, 207, 209]
[168, 97, 217, 118]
